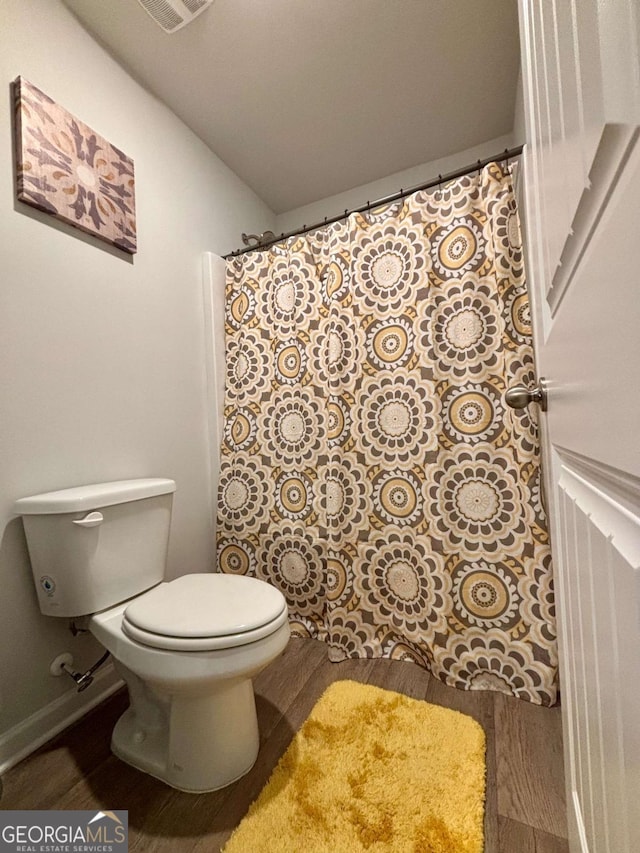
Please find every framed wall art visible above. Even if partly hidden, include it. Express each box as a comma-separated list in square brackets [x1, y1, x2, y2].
[13, 76, 137, 254]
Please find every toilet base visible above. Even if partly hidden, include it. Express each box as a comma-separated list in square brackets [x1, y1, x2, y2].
[111, 665, 261, 792]
[111, 717, 258, 793]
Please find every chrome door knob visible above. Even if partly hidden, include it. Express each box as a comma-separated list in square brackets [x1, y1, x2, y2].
[505, 378, 547, 411]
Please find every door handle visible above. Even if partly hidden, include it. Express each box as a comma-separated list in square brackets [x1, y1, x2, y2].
[72, 511, 104, 528]
[505, 378, 547, 412]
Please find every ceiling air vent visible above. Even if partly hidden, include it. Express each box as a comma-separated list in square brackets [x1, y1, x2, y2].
[135, 0, 214, 33]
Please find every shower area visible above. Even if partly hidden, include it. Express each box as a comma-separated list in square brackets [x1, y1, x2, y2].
[211, 158, 558, 707]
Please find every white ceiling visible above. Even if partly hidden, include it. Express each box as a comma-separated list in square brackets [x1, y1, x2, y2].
[63, 0, 521, 214]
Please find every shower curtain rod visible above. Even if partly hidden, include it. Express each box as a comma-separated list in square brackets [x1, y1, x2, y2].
[224, 144, 523, 259]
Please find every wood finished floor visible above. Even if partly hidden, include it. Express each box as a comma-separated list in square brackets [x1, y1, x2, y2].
[0, 638, 568, 852]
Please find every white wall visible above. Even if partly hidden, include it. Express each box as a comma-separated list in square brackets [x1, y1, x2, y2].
[513, 68, 526, 145]
[0, 0, 274, 758]
[275, 133, 516, 235]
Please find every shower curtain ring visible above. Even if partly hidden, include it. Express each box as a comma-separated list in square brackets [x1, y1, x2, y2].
[477, 159, 482, 176]
[438, 174, 443, 191]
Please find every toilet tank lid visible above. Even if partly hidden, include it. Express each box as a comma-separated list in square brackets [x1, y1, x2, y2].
[14, 478, 176, 514]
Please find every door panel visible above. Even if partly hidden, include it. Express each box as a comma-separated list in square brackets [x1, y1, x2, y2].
[518, 1, 640, 850]
[542, 137, 640, 477]
[557, 464, 639, 852]
[521, 0, 640, 313]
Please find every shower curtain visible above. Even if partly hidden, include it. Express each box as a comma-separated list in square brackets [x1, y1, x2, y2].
[217, 163, 558, 706]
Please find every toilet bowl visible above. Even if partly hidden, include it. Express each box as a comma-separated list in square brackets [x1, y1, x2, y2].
[90, 574, 290, 792]
[14, 479, 290, 793]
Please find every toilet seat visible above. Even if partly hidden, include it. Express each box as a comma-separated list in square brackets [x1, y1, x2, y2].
[122, 573, 288, 651]
[122, 608, 289, 651]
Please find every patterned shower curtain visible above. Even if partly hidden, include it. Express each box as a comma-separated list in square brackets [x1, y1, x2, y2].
[217, 163, 558, 706]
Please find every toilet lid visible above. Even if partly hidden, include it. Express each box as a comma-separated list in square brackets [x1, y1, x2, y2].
[123, 574, 287, 639]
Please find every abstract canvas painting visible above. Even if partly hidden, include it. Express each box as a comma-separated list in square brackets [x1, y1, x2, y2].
[13, 77, 137, 254]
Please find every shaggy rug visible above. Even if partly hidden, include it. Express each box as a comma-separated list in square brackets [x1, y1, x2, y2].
[223, 680, 486, 852]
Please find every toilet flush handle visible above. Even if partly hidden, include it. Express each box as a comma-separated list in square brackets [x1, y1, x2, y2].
[72, 511, 104, 528]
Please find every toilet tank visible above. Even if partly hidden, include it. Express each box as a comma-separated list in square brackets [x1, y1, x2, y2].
[14, 479, 176, 618]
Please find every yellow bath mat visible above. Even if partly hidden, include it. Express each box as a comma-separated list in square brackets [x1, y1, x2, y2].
[224, 680, 486, 853]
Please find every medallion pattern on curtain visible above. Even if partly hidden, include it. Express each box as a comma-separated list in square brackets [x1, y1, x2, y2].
[217, 163, 558, 706]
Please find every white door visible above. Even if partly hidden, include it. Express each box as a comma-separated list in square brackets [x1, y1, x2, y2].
[518, 2, 640, 851]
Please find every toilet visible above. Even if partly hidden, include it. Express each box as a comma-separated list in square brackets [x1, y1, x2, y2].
[14, 478, 290, 793]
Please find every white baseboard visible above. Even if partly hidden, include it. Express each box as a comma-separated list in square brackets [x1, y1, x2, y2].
[0, 662, 123, 775]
